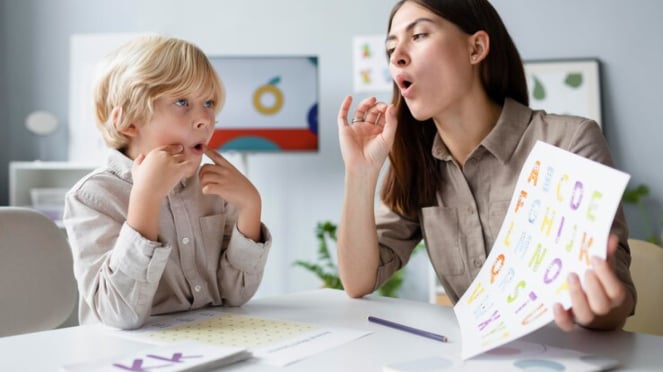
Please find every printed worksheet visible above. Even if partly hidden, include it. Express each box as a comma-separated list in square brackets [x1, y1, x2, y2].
[454, 141, 630, 359]
[109, 308, 369, 366]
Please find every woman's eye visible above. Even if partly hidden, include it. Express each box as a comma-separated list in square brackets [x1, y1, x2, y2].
[413, 33, 427, 41]
[386, 47, 395, 57]
[175, 99, 188, 107]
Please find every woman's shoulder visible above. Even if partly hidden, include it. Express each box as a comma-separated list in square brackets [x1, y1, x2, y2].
[526, 109, 611, 164]
[531, 109, 600, 130]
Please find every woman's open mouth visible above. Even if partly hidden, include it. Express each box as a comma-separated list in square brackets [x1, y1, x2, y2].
[396, 74, 414, 97]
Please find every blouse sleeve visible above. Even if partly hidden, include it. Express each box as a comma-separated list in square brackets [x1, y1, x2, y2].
[373, 203, 423, 291]
[566, 119, 637, 312]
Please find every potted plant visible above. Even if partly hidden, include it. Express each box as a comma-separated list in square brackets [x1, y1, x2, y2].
[622, 184, 661, 245]
[293, 221, 422, 297]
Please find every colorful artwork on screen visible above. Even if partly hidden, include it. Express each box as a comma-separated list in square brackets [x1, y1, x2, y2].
[208, 56, 319, 152]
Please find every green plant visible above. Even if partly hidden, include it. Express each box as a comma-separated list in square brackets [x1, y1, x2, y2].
[622, 184, 661, 245]
[293, 221, 421, 298]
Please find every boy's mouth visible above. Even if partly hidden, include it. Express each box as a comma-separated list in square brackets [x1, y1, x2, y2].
[190, 143, 204, 154]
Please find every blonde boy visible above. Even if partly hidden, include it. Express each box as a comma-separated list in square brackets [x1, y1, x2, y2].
[64, 35, 271, 329]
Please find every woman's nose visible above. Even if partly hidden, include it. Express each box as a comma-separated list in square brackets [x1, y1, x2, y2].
[390, 46, 409, 67]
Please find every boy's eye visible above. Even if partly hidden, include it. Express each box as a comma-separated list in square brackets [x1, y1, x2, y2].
[175, 99, 188, 107]
[204, 100, 215, 108]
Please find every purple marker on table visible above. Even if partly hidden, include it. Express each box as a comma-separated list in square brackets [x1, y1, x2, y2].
[368, 316, 448, 342]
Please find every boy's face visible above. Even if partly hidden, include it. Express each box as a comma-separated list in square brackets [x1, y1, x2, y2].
[126, 92, 217, 176]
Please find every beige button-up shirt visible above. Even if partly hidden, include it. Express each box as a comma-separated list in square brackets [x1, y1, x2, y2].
[63, 150, 271, 329]
[374, 98, 635, 306]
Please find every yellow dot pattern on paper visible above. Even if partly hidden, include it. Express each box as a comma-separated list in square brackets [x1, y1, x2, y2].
[143, 314, 317, 349]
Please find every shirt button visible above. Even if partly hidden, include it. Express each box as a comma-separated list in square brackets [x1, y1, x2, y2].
[182, 237, 190, 244]
[194, 285, 201, 292]
[473, 258, 483, 268]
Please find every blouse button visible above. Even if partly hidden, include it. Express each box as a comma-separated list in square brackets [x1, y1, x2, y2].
[473, 258, 483, 268]
[194, 285, 202, 292]
[182, 237, 190, 244]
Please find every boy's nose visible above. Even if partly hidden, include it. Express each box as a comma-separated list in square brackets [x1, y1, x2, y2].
[194, 112, 215, 129]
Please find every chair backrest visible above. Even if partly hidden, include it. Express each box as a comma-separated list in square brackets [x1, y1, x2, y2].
[623, 238, 663, 336]
[0, 207, 77, 337]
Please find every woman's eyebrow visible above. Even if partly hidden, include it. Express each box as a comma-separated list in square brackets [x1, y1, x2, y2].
[386, 17, 436, 43]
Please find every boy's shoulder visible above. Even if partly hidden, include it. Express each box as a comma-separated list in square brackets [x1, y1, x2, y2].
[66, 165, 131, 205]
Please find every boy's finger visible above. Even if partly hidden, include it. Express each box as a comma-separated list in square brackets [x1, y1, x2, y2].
[203, 145, 229, 165]
[162, 144, 184, 154]
[136, 153, 146, 163]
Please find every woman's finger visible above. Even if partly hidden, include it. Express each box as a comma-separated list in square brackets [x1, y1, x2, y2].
[365, 102, 388, 125]
[338, 95, 353, 128]
[352, 96, 378, 122]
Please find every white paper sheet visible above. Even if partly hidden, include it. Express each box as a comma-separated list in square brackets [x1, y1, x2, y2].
[454, 141, 630, 359]
[109, 308, 370, 367]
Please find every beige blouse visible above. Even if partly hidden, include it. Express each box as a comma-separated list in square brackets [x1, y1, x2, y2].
[374, 98, 636, 306]
[64, 150, 271, 329]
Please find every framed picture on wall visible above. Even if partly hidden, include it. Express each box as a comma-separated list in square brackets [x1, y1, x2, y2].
[523, 58, 602, 128]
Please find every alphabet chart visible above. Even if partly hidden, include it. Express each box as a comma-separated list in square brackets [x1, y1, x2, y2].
[454, 141, 629, 359]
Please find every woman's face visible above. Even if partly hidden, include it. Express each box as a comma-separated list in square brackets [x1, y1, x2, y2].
[387, 1, 475, 121]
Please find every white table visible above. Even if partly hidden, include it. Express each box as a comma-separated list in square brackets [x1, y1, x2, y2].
[1, 288, 662, 371]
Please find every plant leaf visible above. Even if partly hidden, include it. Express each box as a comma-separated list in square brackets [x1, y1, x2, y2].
[532, 77, 545, 100]
[565, 73, 583, 88]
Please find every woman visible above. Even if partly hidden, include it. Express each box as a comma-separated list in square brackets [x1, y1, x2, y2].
[336, 0, 635, 331]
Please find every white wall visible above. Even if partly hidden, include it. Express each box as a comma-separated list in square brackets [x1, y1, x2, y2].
[1, 0, 662, 299]
[490, 0, 663, 241]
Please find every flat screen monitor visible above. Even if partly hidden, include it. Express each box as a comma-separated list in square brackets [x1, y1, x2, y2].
[208, 56, 319, 152]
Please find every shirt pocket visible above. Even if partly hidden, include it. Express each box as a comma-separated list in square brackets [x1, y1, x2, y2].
[487, 200, 511, 240]
[199, 214, 228, 264]
[421, 206, 465, 276]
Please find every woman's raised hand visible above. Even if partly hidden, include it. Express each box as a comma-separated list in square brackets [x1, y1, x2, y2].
[337, 96, 398, 172]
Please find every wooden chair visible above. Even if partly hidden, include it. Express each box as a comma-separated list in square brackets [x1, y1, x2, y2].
[0, 207, 77, 337]
[623, 238, 663, 336]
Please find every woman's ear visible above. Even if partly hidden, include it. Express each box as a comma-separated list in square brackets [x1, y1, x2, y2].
[469, 30, 490, 64]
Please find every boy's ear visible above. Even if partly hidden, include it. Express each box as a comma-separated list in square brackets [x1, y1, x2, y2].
[469, 30, 490, 64]
[110, 106, 139, 137]
[119, 123, 139, 138]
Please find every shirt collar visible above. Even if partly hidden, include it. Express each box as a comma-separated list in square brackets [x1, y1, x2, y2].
[106, 149, 134, 182]
[431, 98, 533, 164]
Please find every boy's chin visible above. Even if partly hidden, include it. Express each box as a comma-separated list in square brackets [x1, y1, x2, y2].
[184, 159, 202, 178]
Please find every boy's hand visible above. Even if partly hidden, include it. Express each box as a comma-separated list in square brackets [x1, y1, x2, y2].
[200, 146, 260, 211]
[131, 144, 192, 201]
[200, 146, 262, 241]
[127, 144, 192, 241]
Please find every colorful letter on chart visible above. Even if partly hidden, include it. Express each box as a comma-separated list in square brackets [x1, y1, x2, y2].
[454, 140, 630, 359]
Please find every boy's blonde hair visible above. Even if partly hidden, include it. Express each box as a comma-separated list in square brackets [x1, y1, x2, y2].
[93, 35, 225, 150]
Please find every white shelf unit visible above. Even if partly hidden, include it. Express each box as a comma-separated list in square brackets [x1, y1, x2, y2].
[9, 161, 97, 227]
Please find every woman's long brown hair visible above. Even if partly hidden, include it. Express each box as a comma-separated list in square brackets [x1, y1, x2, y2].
[380, 0, 528, 218]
